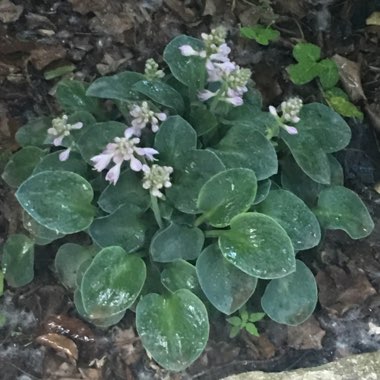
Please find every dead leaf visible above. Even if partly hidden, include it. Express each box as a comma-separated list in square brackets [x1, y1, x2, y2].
[317, 264, 376, 316]
[0, 0, 23, 23]
[43, 314, 95, 343]
[332, 54, 366, 102]
[68, 0, 107, 15]
[163, 0, 197, 23]
[36, 333, 78, 362]
[287, 316, 326, 350]
[113, 327, 143, 366]
[365, 103, 380, 133]
[367, 12, 380, 26]
[89, 13, 133, 41]
[30, 45, 66, 70]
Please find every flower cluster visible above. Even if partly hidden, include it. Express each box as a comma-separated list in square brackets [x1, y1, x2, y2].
[269, 97, 303, 135]
[179, 27, 251, 106]
[144, 58, 165, 81]
[47, 115, 83, 161]
[142, 164, 173, 199]
[128, 101, 167, 136]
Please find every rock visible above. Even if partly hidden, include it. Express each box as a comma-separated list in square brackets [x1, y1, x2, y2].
[223, 351, 380, 380]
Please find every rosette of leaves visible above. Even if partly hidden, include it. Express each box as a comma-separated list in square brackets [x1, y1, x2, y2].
[1, 30, 374, 372]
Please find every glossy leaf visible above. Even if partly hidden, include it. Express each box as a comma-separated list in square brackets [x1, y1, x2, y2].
[224, 109, 272, 135]
[16, 171, 95, 234]
[154, 116, 197, 165]
[197, 168, 257, 227]
[2, 234, 34, 287]
[161, 260, 202, 296]
[56, 79, 100, 115]
[196, 244, 257, 315]
[55, 243, 98, 290]
[219, 212, 295, 279]
[150, 223, 204, 262]
[77, 121, 127, 163]
[2, 147, 45, 188]
[89, 204, 147, 253]
[15, 117, 51, 147]
[86, 71, 144, 101]
[136, 289, 209, 371]
[163, 35, 206, 89]
[167, 149, 225, 214]
[188, 104, 218, 136]
[81, 246, 146, 318]
[256, 190, 321, 250]
[98, 169, 150, 213]
[314, 186, 374, 239]
[133, 80, 184, 114]
[253, 179, 271, 205]
[33, 151, 88, 177]
[23, 212, 63, 245]
[261, 260, 317, 325]
[212, 125, 277, 180]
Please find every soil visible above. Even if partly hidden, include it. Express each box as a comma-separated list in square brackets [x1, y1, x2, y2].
[1, 1, 380, 379]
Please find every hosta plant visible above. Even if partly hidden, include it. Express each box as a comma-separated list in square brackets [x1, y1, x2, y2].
[1, 27, 374, 371]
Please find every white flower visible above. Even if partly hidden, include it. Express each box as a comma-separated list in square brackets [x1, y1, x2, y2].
[129, 101, 167, 136]
[269, 97, 303, 135]
[47, 115, 83, 147]
[142, 164, 173, 199]
[91, 128, 159, 185]
[58, 148, 71, 162]
[144, 58, 165, 80]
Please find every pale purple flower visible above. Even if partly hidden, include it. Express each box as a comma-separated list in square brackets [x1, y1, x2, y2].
[179, 45, 199, 56]
[91, 129, 159, 185]
[59, 148, 71, 162]
[48, 115, 83, 147]
[142, 164, 174, 199]
[209, 43, 231, 62]
[224, 89, 244, 106]
[283, 125, 298, 135]
[198, 89, 217, 102]
[129, 101, 167, 136]
[268, 98, 302, 135]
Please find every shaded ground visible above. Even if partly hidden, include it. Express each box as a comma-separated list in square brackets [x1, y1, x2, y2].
[1, 0, 380, 379]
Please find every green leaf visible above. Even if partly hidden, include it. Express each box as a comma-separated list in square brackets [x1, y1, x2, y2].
[318, 59, 339, 89]
[133, 80, 184, 114]
[240, 25, 280, 45]
[245, 322, 259, 336]
[281, 128, 331, 184]
[33, 151, 88, 177]
[161, 260, 202, 297]
[196, 244, 257, 315]
[226, 316, 242, 327]
[163, 35, 206, 89]
[197, 168, 257, 227]
[188, 104, 218, 136]
[98, 169, 150, 213]
[77, 121, 127, 163]
[167, 149, 225, 214]
[89, 204, 147, 253]
[2, 147, 46, 188]
[325, 88, 363, 119]
[56, 79, 100, 115]
[255, 190, 321, 250]
[211, 125, 277, 180]
[23, 211, 64, 245]
[261, 260, 317, 325]
[15, 117, 51, 147]
[240, 307, 249, 324]
[314, 186, 374, 239]
[2, 234, 34, 287]
[136, 289, 209, 371]
[328, 155, 344, 186]
[150, 222, 204, 262]
[296, 103, 351, 153]
[219, 212, 295, 279]
[224, 109, 271, 134]
[81, 246, 146, 318]
[229, 325, 241, 338]
[86, 71, 144, 101]
[248, 312, 266, 323]
[16, 171, 95, 234]
[287, 62, 320, 85]
[44, 64, 76, 80]
[154, 116, 197, 164]
[55, 243, 97, 290]
[293, 43, 321, 63]
[253, 179, 271, 205]
[74, 289, 126, 328]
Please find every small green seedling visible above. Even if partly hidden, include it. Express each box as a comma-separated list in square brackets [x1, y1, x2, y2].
[227, 306, 266, 338]
[240, 25, 280, 45]
[325, 87, 363, 119]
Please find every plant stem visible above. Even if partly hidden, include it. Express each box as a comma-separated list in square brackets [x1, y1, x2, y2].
[204, 229, 226, 238]
[150, 194, 163, 229]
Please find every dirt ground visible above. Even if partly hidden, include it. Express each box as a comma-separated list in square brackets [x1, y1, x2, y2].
[1, 0, 380, 379]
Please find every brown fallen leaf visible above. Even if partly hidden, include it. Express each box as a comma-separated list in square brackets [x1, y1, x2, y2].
[43, 314, 95, 343]
[36, 333, 78, 362]
[0, 0, 23, 23]
[287, 316, 326, 350]
[332, 54, 366, 102]
[365, 103, 380, 133]
[29, 45, 67, 70]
